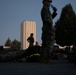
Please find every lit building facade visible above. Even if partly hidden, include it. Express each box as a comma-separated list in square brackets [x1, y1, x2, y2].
[20, 21, 36, 50]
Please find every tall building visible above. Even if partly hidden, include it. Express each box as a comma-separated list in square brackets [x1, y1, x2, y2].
[21, 21, 36, 50]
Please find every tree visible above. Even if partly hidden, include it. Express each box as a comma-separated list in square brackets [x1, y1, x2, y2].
[5, 38, 12, 47]
[55, 4, 76, 47]
[11, 39, 21, 50]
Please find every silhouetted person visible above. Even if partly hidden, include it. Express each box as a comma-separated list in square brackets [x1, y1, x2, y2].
[35, 41, 39, 46]
[41, 0, 57, 63]
[34, 41, 41, 54]
[27, 33, 34, 47]
[0, 46, 4, 53]
[0, 46, 4, 50]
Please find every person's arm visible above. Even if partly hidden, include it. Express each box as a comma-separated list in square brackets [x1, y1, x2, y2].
[27, 37, 30, 43]
[51, 4, 57, 19]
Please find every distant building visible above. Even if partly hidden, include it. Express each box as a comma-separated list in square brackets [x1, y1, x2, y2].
[20, 21, 36, 50]
[3, 46, 11, 50]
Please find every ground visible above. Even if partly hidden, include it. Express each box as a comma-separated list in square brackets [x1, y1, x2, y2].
[0, 60, 76, 75]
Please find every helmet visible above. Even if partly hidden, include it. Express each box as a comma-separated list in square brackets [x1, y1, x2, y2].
[43, 0, 52, 2]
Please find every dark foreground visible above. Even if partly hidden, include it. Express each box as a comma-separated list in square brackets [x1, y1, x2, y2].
[0, 60, 76, 75]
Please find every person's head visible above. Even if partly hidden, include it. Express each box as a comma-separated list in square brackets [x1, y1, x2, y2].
[36, 41, 38, 45]
[30, 33, 33, 37]
[42, 0, 52, 6]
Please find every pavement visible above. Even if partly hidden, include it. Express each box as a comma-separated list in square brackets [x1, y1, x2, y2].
[0, 60, 76, 75]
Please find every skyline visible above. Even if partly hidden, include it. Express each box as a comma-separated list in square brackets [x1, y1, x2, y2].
[0, 0, 76, 45]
